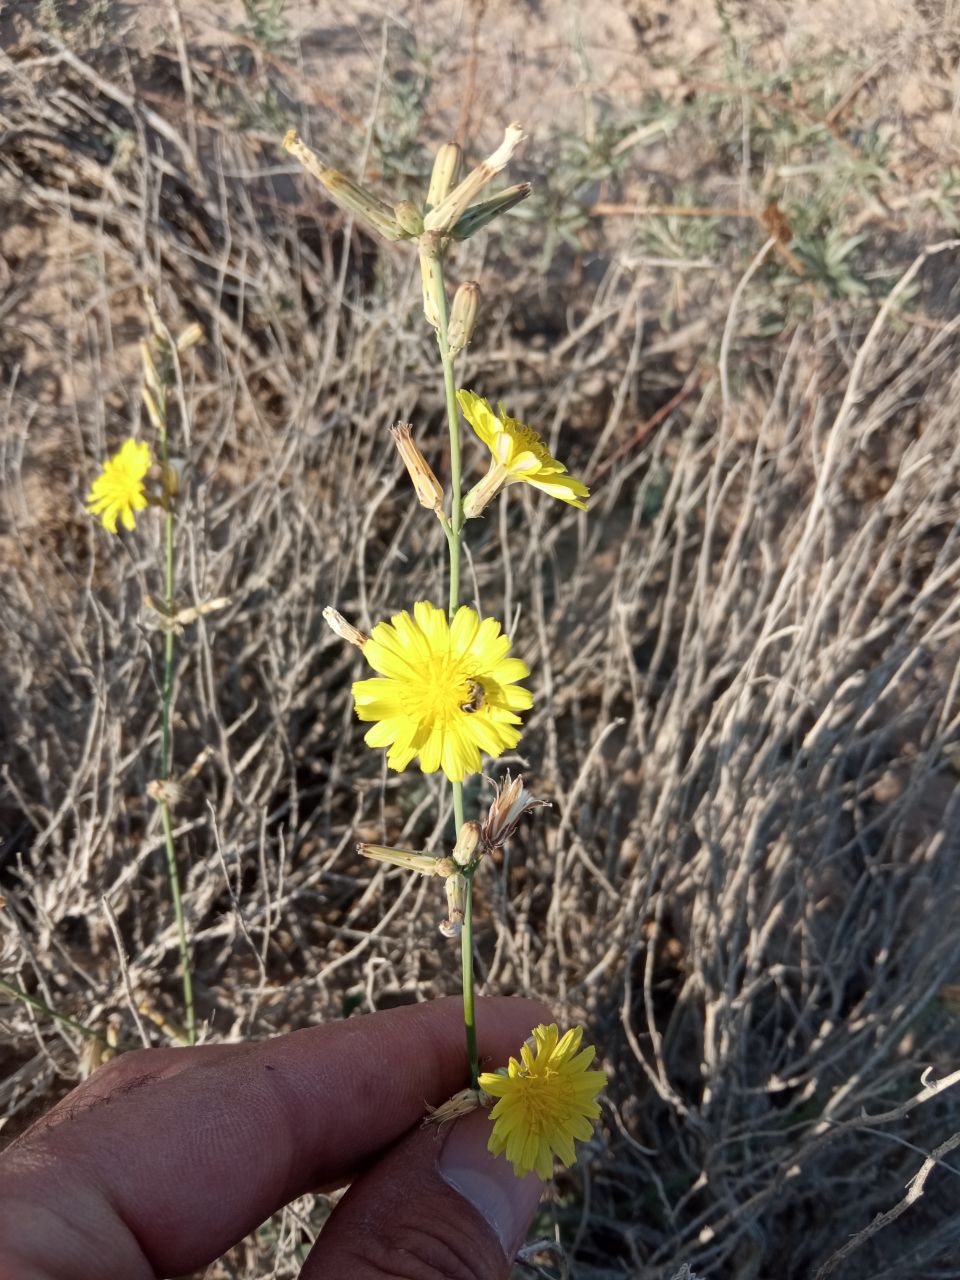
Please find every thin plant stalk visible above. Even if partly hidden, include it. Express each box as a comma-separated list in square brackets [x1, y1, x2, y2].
[155, 373, 196, 1047]
[434, 257, 478, 1087]
[0, 977, 114, 1047]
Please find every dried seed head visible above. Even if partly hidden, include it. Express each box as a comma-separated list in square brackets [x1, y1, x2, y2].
[481, 771, 550, 851]
[447, 282, 480, 356]
[423, 123, 525, 235]
[390, 423, 445, 514]
[426, 142, 462, 211]
[323, 606, 368, 649]
[147, 777, 189, 809]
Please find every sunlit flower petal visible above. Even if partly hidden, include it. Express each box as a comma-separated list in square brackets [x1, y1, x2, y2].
[352, 602, 532, 783]
[458, 390, 589, 517]
[85, 438, 152, 534]
[479, 1023, 604, 1179]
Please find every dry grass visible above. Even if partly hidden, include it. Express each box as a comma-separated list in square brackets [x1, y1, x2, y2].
[2, 3, 960, 1277]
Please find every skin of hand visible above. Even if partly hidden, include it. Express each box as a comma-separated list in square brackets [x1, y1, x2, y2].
[0, 995, 551, 1280]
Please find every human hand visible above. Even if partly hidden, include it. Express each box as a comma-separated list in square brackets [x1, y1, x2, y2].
[0, 996, 550, 1279]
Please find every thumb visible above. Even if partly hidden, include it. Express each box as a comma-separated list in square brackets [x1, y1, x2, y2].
[300, 1107, 543, 1279]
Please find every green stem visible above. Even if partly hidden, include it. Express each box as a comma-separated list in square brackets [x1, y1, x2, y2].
[157, 384, 196, 1047]
[0, 978, 115, 1046]
[434, 256, 478, 1088]
[460, 869, 478, 1084]
[159, 796, 195, 1044]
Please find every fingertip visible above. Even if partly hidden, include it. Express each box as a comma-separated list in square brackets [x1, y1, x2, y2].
[301, 1102, 543, 1280]
[437, 1108, 543, 1259]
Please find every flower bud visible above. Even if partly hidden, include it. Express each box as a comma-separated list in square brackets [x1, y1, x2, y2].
[283, 130, 408, 242]
[141, 385, 165, 433]
[390, 423, 444, 514]
[439, 872, 467, 937]
[176, 322, 204, 353]
[161, 458, 185, 501]
[323, 605, 368, 649]
[423, 123, 524, 235]
[462, 467, 506, 519]
[419, 230, 444, 330]
[140, 340, 162, 400]
[393, 200, 424, 237]
[426, 142, 462, 211]
[357, 843, 453, 874]
[452, 820, 481, 867]
[424, 1087, 481, 1126]
[451, 183, 532, 241]
[447, 282, 480, 356]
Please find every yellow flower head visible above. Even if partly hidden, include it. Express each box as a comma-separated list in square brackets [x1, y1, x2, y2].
[479, 1023, 604, 1180]
[86, 438, 152, 533]
[458, 389, 589, 518]
[352, 601, 532, 783]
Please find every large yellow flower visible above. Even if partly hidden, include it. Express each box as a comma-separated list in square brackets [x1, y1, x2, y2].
[458, 389, 589, 518]
[352, 601, 532, 783]
[86, 438, 152, 533]
[479, 1023, 604, 1180]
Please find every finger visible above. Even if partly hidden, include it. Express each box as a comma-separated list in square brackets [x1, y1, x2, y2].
[0, 996, 549, 1279]
[301, 1108, 544, 1280]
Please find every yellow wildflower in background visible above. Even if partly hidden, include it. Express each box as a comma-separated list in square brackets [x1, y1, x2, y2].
[458, 390, 589, 518]
[85, 438, 152, 533]
[352, 601, 532, 782]
[479, 1023, 604, 1179]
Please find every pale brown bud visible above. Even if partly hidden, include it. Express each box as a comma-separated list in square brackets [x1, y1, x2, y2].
[393, 200, 424, 236]
[447, 282, 480, 356]
[424, 1086, 482, 1126]
[140, 340, 162, 400]
[439, 872, 467, 937]
[323, 606, 368, 649]
[423, 124, 524, 235]
[357, 843, 453, 874]
[176, 322, 204, 353]
[283, 130, 408, 242]
[452, 820, 481, 867]
[426, 142, 462, 211]
[143, 593, 230, 635]
[419, 230, 444, 330]
[141, 385, 164, 432]
[390, 423, 444, 514]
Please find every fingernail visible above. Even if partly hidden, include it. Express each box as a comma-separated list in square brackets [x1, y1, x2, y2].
[438, 1108, 544, 1258]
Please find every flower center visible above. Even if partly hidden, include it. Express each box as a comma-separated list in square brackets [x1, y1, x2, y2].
[402, 653, 476, 726]
[515, 1070, 573, 1133]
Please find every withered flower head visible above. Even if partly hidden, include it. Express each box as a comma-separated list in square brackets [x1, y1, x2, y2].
[480, 771, 550, 852]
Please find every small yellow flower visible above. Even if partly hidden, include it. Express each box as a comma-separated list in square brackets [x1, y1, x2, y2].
[85, 438, 152, 533]
[479, 1023, 604, 1180]
[458, 390, 589, 518]
[352, 601, 532, 783]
